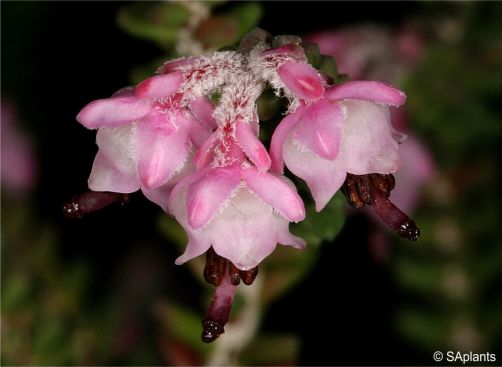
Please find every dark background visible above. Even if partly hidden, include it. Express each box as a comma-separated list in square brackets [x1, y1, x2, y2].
[1, 2, 449, 365]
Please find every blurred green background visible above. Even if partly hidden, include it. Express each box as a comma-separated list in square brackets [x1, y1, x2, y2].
[2, 1, 501, 365]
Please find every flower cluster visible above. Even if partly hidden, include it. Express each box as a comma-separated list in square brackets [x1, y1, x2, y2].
[71, 30, 418, 342]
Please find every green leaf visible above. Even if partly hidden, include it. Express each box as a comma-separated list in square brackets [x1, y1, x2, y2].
[157, 216, 188, 251]
[241, 334, 300, 365]
[397, 308, 454, 351]
[262, 245, 319, 304]
[117, 2, 190, 49]
[304, 42, 322, 69]
[319, 55, 339, 82]
[291, 191, 346, 247]
[227, 2, 262, 40]
[155, 301, 212, 356]
[256, 89, 281, 121]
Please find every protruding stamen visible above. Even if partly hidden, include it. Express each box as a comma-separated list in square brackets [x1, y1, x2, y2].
[239, 267, 259, 285]
[203, 247, 227, 286]
[341, 173, 420, 241]
[372, 193, 420, 241]
[201, 271, 237, 343]
[63, 191, 129, 219]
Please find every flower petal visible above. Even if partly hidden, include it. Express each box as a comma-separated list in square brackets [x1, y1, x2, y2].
[260, 43, 304, 58]
[241, 167, 305, 222]
[135, 72, 183, 98]
[187, 115, 212, 148]
[207, 188, 281, 270]
[277, 231, 307, 249]
[88, 151, 140, 193]
[157, 56, 198, 74]
[187, 166, 241, 229]
[77, 97, 152, 129]
[142, 184, 172, 212]
[194, 131, 219, 170]
[270, 104, 305, 173]
[95, 124, 137, 176]
[135, 113, 190, 189]
[189, 96, 217, 130]
[235, 120, 271, 172]
[175, 234, 211, 265]
[337, 100, 401, 174]
[292, 100, 343, 160]
[283, 134, 346, 212]
[278, 61, 324, 100]
[326, 81, 406, 106]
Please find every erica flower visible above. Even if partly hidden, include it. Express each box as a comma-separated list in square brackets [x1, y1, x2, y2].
[70, 28, 421, 344]
[271, 80, 406, 211]
[169, 163, 306, 271]
[77, 73, 212, 210]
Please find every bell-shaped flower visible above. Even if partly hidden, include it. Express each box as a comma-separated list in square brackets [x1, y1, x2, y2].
[76, 74, 212, 211]
[270, 80, 406, 211]
[168, 164, 306, 270]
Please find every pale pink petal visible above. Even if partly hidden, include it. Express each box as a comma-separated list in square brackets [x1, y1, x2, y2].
[337, 100, 401, 174]
[175, 235, 211, 265]
[283, 135, 347, 212]
[187, 115, 211, 148]
[135, 72, 183, 98]
[111, 86, 135, 98]
[190, 96, 217, 130]
[88, 151, 140, 193]
[278, 61, 324, 100]
[135, 113, 190, 189]
[194, 131, 219, 170]
[292, 100, 343, 160]
[326, 81, 406, 106]
[241, 167, 305, 222]
[95, 124, 137, 176]
[77, 97, 152, 129]
[235, 120, 271, 172]
[277, 231, 307, 249]
[270, 104, 305, 173]
[207, 188, 282, 270]
[168, 168, 210, 216]
[187, 166, 241, 229]
[142, 184, 172, 212]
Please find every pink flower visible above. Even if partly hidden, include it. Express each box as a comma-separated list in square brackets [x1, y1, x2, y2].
[271, 80, 406, 211]
[168, 164, 306, 270]
[76, 74, 212, 211]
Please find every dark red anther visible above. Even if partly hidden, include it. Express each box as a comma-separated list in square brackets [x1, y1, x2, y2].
[355, 174, 372, 205]
[341, 174, 365, 208]
[203, 247, 226, 286]
[228, 264, 241, 286]
[239, 267, 259, 286]
[63, 191, 129, 219]
[370, 173, 393, 197]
